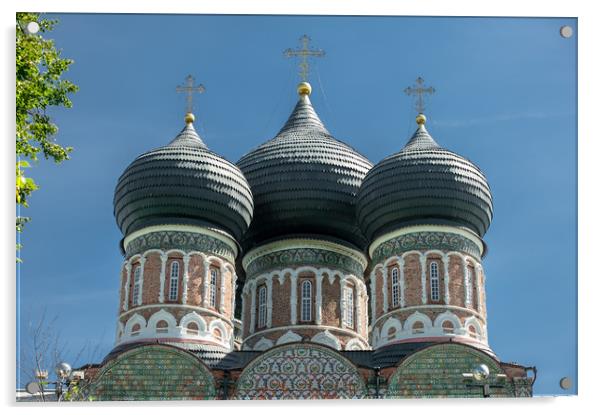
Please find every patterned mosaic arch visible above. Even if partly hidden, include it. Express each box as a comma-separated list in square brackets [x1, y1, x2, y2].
[234, 342, 367, 399]
[90, 344, 216, 400]
[386, 343, 515, 398]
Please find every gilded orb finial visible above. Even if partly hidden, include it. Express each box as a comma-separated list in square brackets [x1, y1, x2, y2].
[185, 112, 195, 124]
[297, 81, 312, 96]
[416, 113, 427, 125]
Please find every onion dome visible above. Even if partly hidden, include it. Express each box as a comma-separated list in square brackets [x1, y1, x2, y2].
[237, 82, 373, 250]
[357, 114, 493, 242]
[113, 113, 254, 241]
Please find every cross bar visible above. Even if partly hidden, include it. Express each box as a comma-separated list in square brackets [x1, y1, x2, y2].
[176, 74, 205, 114]
[283, 34, 325, 82]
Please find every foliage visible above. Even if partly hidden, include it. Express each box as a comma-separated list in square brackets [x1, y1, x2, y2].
[16, 12, 78, 239]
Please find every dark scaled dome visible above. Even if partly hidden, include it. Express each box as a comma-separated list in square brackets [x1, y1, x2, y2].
[357, 116, 493, 242]
[113, 116, 254, 241]
[237, 83, 373, 251]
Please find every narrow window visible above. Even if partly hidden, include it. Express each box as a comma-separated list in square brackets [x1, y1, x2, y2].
[442, 320, 455, 334]
[468, 325, 478, 339]
[430, 261, 440, 301]
[156, 320, 168, 334]
[391, 267, 400, 307]
[343, 285, 354, 328]
[169, 261, 179, 301]
[466, 266, 473, 307]
[387, 327, 397, 341]
[257, 285, 267, 328]
[412, 321, 425, 334]
[210, 268, 218, 308]
[186, 322, 199, 336]
[301, 280, 312, 322]
[131, 323, 141, 336]
[132, 266, 142, 306]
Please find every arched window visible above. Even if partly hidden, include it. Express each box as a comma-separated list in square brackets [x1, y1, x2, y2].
[343, 285, 354, 328]
[210, 268, 218, 308]
[468, 324, 479, 339]
[391, 267, 400, 307]
[186, 322, 199, 336]
[442, 320, 455, 334]
[387, 326, 397, 341]
[213, 328, 223, 341]
[412, 321, 424, 334]
[430, 261, 440, 301]
[132, 266, 142, 306]
[466, 266, 473, 307]
[131, 323, 141, 336]
[257, 285, 267, 328]
[168, 261, 179, 301]
[301, 280, 312, 322]
[156, 320, 168, 334]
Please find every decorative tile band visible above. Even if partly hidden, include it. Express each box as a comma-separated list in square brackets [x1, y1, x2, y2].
[125, 230, 235, 262]
[371, 231, 481, 264]
[246, 247, 365, 278]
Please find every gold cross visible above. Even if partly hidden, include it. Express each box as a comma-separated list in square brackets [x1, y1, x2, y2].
[404, 77, 435, 113]
[283, 34, 325, 82]
[176, 74, 205, 114]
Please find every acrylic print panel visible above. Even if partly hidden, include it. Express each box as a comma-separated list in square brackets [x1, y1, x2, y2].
[16, 13, 576, 400]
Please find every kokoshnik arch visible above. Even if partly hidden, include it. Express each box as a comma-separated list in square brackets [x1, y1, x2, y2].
[85, 36, 536, 400]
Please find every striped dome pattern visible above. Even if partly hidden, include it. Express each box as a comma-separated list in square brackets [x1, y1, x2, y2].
[237, 93, 373, 250]
[357, 124, 493, 241]
[114, 123, 254, 241]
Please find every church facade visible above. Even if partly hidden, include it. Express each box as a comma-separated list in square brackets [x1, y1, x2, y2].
[86, 70, 535, 399]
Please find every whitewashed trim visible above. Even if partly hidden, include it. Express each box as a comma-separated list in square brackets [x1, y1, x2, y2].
[370, 270, 376, 326]
[219, 264, 227, 313]
[382, 266, 389, 313]
[137, 258, 147, 306]
[266, 275, 274, 328]
[253, 337, 274, 351]
[119, 304, 233, 327]
[419, 254, 427, 304]
[315, 273, 324, 325]
[372, 304, 486, 328]
[276, 330, 303, 345]
[123, 262, 132, 312]
[202, 258, 210, 307]
[158, 253, 168, 303]
[290, 274, 298, 325]
[243, 324, 369, 348]
[249, 280, 257, 334]
[311, 330, 341, 350]
[181, 254, 191, 304]
[180, 311, 207, 333]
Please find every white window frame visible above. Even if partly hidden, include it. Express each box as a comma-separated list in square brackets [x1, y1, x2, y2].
[300, 280, 312, 322]
[257, 285, 267, 328]
[132, 266, 142, 306]
[430, 261, 440, 301]
[169, 261, 179, 301]
[412, 321, 425, 334]
[210, 268, 218, 308]
[186, 322, 199, 336]
[466, 266, 473, 307]
[343, 285, 354, 328]
[156, 320, 168, 334]
[391, 267, 400, 307]
[131, 323, 141, 336]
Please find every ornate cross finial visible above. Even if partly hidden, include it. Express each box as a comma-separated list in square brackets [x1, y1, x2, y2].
[176, 74, 205, 115]
[404, 77, 435, 114]
[283, 34, 325, 82]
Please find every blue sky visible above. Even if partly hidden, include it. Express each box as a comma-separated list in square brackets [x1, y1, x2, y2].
[16, 13, 577, 395]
